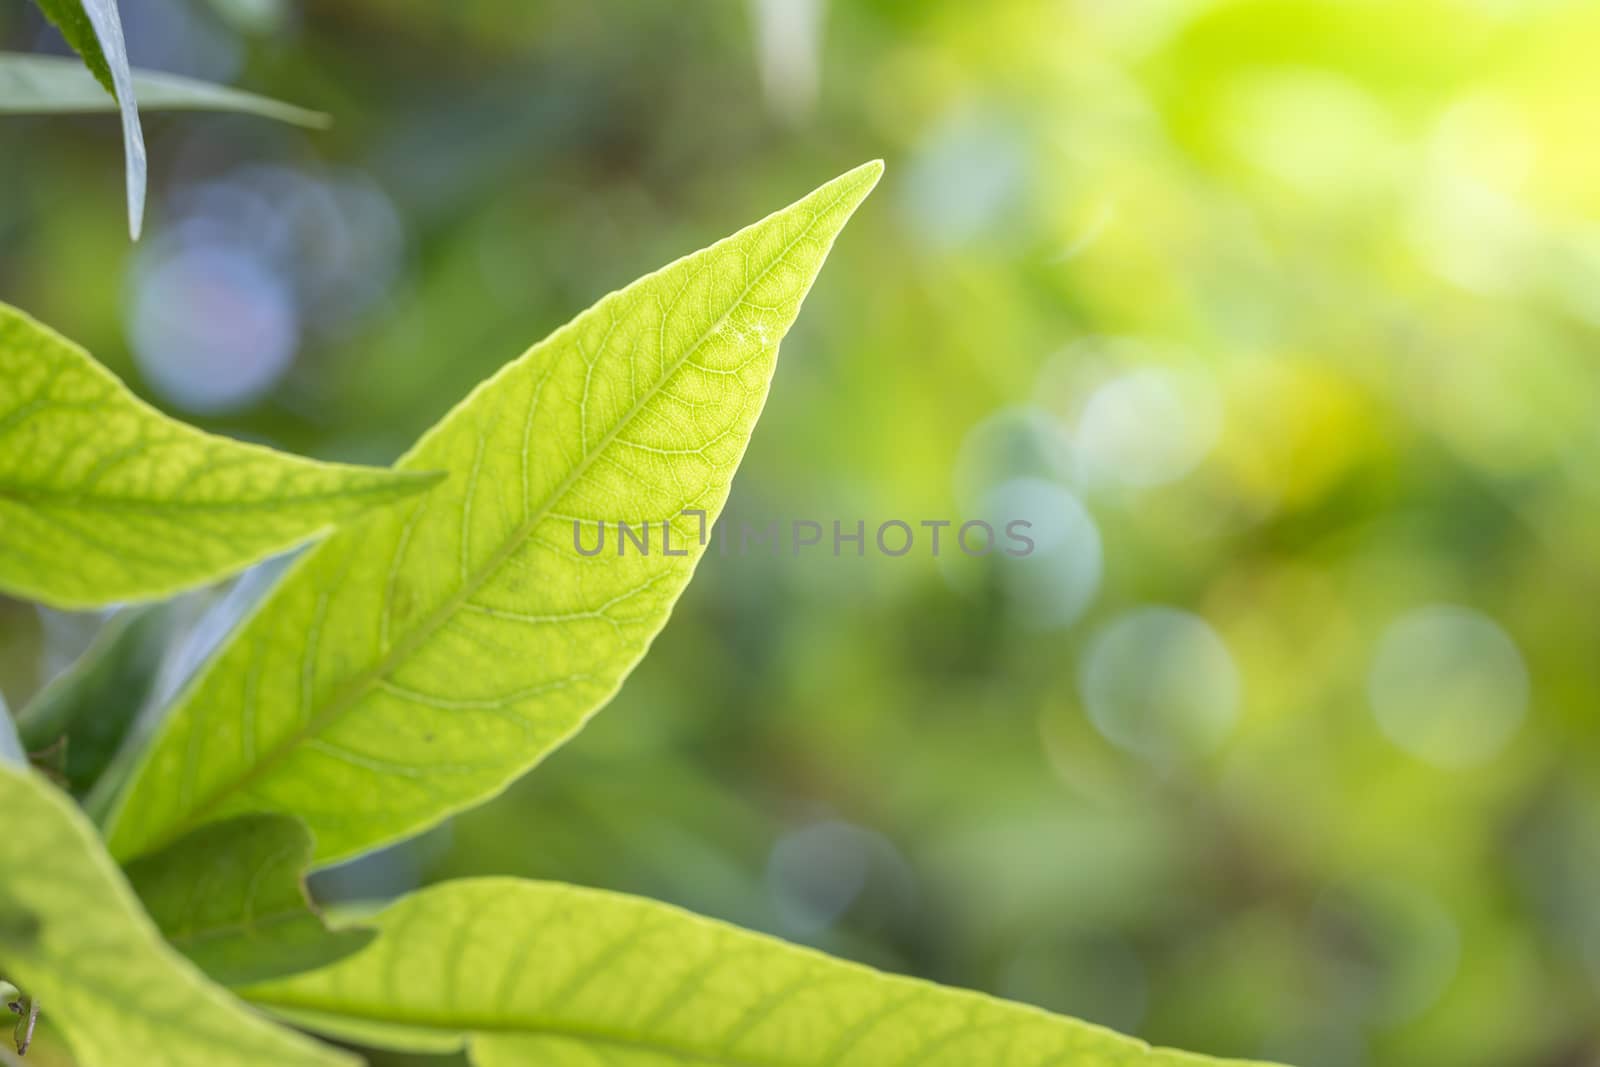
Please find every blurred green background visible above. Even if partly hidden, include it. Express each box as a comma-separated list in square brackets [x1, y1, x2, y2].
[5, 2, 1600, 1065]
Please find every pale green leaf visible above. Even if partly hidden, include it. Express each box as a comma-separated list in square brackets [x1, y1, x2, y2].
[0, 767, 353, 1067]
[0, 302, 443, 610]
[31, 0, 147, 237]
[104, 162, 883, 866]
[244, 878, 1279, 1067]
[0, 53, 329, 127]
[123, 814, 375, 987]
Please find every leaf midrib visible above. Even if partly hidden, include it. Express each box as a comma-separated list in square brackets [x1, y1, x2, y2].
[247, 992, 1132, 1067]
[137, 186, 855, 860]
[249, 994, 815, 1067]
[165, 905, 317, 948]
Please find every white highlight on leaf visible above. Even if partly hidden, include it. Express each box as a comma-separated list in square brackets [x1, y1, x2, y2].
[79, 0, 147, 239]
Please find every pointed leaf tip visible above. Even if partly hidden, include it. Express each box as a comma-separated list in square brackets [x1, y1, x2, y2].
[106, 166, 881, 865]
[245, 878, 1283, 1067]
[0, 303, 444, 609]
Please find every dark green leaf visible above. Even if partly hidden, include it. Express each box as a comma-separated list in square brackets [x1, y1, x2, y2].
[28, 0, 112, 93]
[15, 605, 170, 793]
[123, 814, 375, 987]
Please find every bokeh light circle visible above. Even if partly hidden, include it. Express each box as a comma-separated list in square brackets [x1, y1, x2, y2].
[977, 477, 1102, 628]
[1368, 605, 1528, 768]
[765, 820, 880, 937]
[953, 406, 1074, 508]
[1078, 607, 1240, 765]
[1073, 367, 1221, 490]
[129, 240, 299, 414]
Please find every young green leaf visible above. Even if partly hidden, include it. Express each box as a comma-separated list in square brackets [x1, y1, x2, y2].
[0, 767, 354, 1066]
[15, 604, 171, 793]
[31, 0, 147, 237]
[122, 814, 375, 987]
[244, 878, 1279, 1067]
[0, 53, 329, 127]
[0, 303, 442, 610]
[104, 162, 882, 866]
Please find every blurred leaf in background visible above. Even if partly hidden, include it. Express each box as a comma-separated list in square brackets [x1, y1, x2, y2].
[0, 52, 327, 126]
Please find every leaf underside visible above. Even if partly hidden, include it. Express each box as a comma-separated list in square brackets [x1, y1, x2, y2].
[0, 303, 442, 610]
[0, 768, 352, 1067]
[123, 814, 374, 987]
[105, 162, 883, 867]
[245, 878, 1279, 1067]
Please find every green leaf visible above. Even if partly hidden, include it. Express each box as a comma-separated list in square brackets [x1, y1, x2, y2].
[31, 0, 147, 238]
[104, 162, 883, 866]
[15, 604, 171, 793]
[244, 878, 1278, 1066]
[0, 766, 354, 1066]
[0, 302, 443, 610]
[0, 53, 330, 127]
[29, 0, 112, 93]
[122, 814, 375, 987]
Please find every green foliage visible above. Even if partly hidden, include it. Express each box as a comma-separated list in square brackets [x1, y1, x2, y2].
[0, 54, 328, 126]
[0, 160, 1283, 1067]
[0, 303, 442, 610]
[16, 3, 1600, 1063]
[21, 2, 327, 237]
[103, 162, 884, 867]
[27, 0, 112, 93]
[0, 766, 352, 1067]
[122, 815, 374, 987]
[245, 878, 1268, 1067]
[29, 0, 145, 237]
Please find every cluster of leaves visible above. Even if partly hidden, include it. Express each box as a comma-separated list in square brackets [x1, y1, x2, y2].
[0, 5, 1283, 1064]
[0, 153, 1276, 1063]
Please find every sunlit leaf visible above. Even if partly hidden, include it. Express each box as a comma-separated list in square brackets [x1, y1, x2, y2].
[0, 767, 353, 1066]
[104, 161, 883, 866]
[123, 814, 374, 987]
[31, 0, 147, 237]
[0, 53, 329, 127]
[245, 878, 1277, 1066]
[0, 302, 443, 610]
